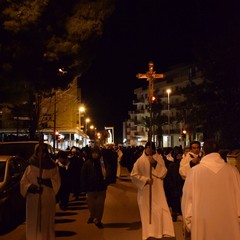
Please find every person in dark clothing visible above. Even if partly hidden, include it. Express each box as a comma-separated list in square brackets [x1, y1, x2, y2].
[56, 150, 72, 210]
[81, 146, 109, 229]
[101, 146, 118, 184]
[162, 147, 173, 208]
[167, 146, 184, 221]
[69, 146, 84, 200]
[128, 146, 144, 173]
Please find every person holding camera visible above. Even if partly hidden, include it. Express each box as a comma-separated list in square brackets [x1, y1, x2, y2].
[179, 141, 203, 180]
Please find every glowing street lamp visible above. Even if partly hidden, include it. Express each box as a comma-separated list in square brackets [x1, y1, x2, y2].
[85, 118, 90, 132]
[79, 105, 85, 130]
[166, 88, 172, 147]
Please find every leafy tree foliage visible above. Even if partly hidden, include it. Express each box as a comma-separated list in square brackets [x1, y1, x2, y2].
[181, 0, 240, 148]
[142, 95, 166, 143]
[0, 0, 115, 92]
[0, 0, 115, 139]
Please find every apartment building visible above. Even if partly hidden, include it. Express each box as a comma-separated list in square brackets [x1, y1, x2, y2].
[39, 77, 89, 149]
[123, 64, 203, 148]
[0, 77, 89, 149]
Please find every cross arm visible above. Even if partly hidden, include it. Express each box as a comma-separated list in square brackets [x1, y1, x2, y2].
[136, 73, 148, 79]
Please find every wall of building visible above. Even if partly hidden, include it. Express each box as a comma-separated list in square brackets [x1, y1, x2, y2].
[0, 77, 89, 148]
[123, 64, 203, 148]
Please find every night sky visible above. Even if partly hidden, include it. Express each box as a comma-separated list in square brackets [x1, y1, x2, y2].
[79, 0, 238, 142]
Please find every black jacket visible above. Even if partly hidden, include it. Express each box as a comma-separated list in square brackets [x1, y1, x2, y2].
[81, 158, 108, 192]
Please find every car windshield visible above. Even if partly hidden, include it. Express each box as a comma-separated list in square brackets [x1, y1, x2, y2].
[0, 143, 37, 160]
[0, 162, 6, 182]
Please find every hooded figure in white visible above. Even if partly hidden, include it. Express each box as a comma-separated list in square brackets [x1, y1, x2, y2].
[20, 143, 61, 240]
[182, 139, 240, 240]
[131, 142, 175, 240]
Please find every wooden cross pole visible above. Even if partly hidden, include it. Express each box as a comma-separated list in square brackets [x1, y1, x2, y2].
[136, 61, 164, 224]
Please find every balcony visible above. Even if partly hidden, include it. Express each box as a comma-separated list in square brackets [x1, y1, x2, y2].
[133, 100, 145, 106]
[162, 128, 181, 135]
[135, 109, 145, 114]
[134, 131, 146, 136]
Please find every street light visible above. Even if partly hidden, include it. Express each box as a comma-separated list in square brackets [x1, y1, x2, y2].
[85, 118, 90, 133]
[182, 129, 187, 147]
[79, 105, 85, 130]
[166, 88, 171, 147]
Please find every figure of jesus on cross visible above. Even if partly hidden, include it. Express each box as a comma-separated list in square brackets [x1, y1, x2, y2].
[136, 61, 164, 104]
[136, 61, 164, 142]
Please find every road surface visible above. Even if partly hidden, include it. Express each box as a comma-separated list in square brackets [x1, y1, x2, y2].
[1, 175, 184, 240]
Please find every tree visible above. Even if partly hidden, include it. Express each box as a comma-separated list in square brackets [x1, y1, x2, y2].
[189, 0, 240, 148]
[0, 0, 116, 139]
[142, 95, 165, 145]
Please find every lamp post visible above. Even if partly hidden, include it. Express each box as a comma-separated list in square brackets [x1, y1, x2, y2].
[182, 129, 187, 147]
[85, 118, 90, 133]
[79, 106, 85, 130]
[166, 89, 171, 147]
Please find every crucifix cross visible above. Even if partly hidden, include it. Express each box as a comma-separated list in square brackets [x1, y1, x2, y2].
[136, 61, 164, 102]
[136, 61, 164, 225]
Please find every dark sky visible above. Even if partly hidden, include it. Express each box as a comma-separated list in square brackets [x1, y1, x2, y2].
[79, 0, 237, 142]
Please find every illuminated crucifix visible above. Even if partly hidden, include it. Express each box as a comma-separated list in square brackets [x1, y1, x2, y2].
[136, 61, 164, 224]
[136, 61, 164, 141]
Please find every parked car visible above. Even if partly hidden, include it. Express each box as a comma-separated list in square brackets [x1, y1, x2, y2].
[0, 155, 28, 228]
[0, 141, 54, 229]
[0, 141, 54, 160]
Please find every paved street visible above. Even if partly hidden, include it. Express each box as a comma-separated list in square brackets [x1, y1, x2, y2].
[1, 175, 184, 240]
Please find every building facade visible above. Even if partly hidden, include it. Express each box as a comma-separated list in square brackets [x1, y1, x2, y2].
[123, 64, 204, 148]
[0, 77, 89, 149]
[39, 77, 89, 150]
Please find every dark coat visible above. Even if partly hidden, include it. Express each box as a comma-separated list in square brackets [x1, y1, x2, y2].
[167, 158, 184, 214]
[81, 158, 108, 193]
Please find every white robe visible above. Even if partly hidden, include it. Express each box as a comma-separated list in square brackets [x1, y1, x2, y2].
[20, 165, 61, 240]
[181, 153, 240, 240]
[179, 151, 199, 179]
[131, 151, 175, 240]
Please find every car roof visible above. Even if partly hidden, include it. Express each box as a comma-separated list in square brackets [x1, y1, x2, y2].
[0, 141, 39, 144]
[0, 142, 39, 159]
[0, 156, 11, 162]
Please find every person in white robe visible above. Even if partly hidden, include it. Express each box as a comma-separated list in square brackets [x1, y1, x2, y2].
[131, 142, 175, 240]
[20, 143, 61, 240]
[181, 139, 240, 240]
[179, 141, 203, 180]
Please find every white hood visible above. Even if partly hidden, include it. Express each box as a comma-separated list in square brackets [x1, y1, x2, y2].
[200, 152, 226, 173]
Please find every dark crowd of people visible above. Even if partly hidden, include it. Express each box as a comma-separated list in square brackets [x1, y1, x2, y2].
[19, 140, 240, 240]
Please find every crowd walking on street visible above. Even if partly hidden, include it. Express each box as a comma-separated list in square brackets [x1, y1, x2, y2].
[17, 139, 240, 240]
